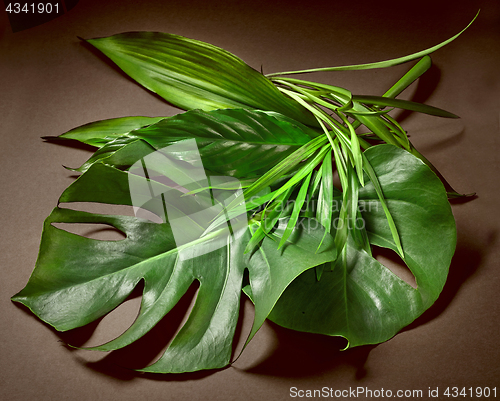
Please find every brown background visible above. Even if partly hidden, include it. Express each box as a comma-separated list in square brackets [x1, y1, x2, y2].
[1, 0, 499, 400]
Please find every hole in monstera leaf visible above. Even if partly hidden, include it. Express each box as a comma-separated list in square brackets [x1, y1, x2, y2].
[58, 202, 164, 224]
[231, 272, 256, 359]
[130, 280, 201, 369]
[372, 246, 417, 289]
[133, 206, 164, 224]
[82, 280, 145, 348]
[59, 202, 136, 217]
[83, 280, 201, 370]
[52, 222, 127, 241]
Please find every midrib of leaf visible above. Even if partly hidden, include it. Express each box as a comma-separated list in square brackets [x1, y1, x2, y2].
[38, 223, 232, 294]
[117, 48, 258, 105]
[101, 37, 300, 112]
[134, 122, 312, 147]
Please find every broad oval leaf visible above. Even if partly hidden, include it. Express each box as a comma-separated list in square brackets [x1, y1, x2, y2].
[67, 109, 318, 178]
[127, 109, 319, 178]
[85, 32, 317, 127]
[265, 145, 456, 347]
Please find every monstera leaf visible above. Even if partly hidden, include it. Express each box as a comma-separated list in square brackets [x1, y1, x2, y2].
[14, 117, 455, 373]
[12, 110, 336, 373]
[12, 172, 335, 372]
[260, 145, 456, 346]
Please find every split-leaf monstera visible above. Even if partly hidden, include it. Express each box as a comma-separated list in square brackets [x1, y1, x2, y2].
[264, 145, 455, 347]
[13, 16, 475, 373]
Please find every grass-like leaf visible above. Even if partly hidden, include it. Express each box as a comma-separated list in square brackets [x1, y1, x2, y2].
[353, 95, 459, 118]
[266, 11, 478, 76]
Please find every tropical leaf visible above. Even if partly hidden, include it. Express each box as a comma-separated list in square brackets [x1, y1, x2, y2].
[352, 95, 459, 118]
[250, 145, 456, 347]
[382, 56, 432, 99]
[56, 116, 166, 147]
[11, 158, 336, 373]
[84, 32, 317, 126]
[65, 109, 318, 178]
[266, 11, 478, 76]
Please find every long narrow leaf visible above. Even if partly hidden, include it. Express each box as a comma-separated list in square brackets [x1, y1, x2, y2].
[353, 95, 459, 118]
[266, 12, 478, 76]
[279, 172, 313, 248]
[383, 56, 432, 99]
[317, 150, 334, 233]
[362, 153, 404, 258]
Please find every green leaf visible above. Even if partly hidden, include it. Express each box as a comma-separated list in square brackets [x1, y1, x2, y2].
[362, 153, 404, 258]
[245, 186, 294, 254]
[266, 11, 478, 76]
[74, 109, 317, 179]
[383, 56, 432, 99]
[353, 95, 459, 118]
[264, 145, 456, 347]
[316, 150, 334, 232]
[130, 109, 318, 178]
[57, 116, 166, 148]
[85, 32, 317, 126]
[278, 171, 312, 248]
[12, 161, 336, 373]
[70, 137, 155, 172]
[13, 21, 469, 375]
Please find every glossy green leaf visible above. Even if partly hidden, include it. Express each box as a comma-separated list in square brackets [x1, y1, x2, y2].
[131, 109, 318, 178]
[353, 95, 459, 118]
[12, 161, 336, 373]
[72, 109, 318, 178]
[85, 32, 316, 126]
[383, 56, 432, 99]
[266, 11, 478, 76]
[264, 145, 456, 347]
[278, 171, 312, 248]
[316, 150, 334, 232]
[57, 116, 166, 148]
